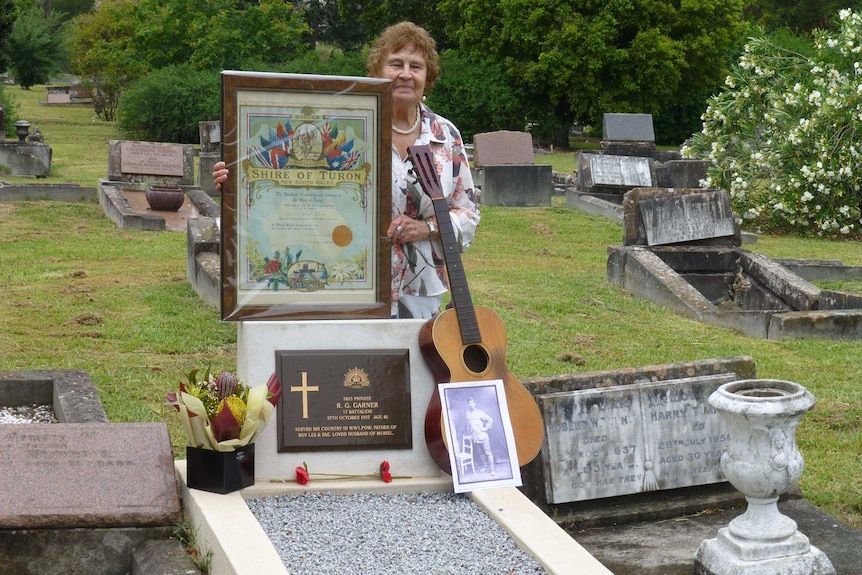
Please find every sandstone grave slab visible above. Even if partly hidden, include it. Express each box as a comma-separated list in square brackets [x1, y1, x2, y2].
[107, 140, 194, 185]
[538, 373, 737, 504]
[639, 189, 736, 246]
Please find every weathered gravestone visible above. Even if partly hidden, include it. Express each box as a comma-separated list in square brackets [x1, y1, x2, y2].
[45, 86, 71, 105]
[0, 121, 52, 177]
[576, 152, 655, 200]
[603, 113, 656, 142]
[655, 158, 711, 189]
[472, 130, 535, 167]
[471, 130, 552, 206]
[623, 187, 740, 247]
[601, 113, 656, 158]
[537, 373, 736, 504]
[198, 121, 221, 197]
[107, 140, 195, 186]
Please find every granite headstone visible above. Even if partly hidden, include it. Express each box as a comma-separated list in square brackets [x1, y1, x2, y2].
[0, 423, 180, 528]
[603, 113, 655, 142]
[472, 130, 535, 168]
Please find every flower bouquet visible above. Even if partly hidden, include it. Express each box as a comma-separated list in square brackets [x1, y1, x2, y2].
[167, 368, 282, 493]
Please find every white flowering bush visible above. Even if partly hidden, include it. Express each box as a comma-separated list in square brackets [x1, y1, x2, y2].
[685, 10, 862, 236]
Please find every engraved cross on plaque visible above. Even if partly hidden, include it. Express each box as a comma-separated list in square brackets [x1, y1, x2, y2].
[290, 372, 319, 419]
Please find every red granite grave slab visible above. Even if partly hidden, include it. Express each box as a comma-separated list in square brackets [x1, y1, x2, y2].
[472, 130, 535, 167]
[0, 423, 180, 529]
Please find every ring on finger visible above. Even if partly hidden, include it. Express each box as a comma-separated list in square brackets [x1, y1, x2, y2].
[396, 225, 403, 234]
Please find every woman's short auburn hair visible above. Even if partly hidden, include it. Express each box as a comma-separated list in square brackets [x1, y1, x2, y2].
[366, 22, 441, 91]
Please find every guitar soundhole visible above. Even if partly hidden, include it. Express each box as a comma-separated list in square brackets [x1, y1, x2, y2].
[462, 344, 489, 375]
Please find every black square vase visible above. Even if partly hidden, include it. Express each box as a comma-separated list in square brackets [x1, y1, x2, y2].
[187, 444, 255, 494]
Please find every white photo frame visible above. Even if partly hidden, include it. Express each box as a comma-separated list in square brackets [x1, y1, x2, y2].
[439, 379, 522, 493]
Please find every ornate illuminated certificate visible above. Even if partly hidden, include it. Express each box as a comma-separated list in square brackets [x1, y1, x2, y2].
[221, 72, 392, 320]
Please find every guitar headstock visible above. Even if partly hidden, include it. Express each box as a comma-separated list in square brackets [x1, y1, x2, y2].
[407, 145, 444, 200]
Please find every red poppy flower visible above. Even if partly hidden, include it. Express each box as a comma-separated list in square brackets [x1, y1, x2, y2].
[380, 460, 392, 482]
[295, 466, 310, 485]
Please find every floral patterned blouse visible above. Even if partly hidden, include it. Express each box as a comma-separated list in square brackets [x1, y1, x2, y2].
[390, 104, 480, 317]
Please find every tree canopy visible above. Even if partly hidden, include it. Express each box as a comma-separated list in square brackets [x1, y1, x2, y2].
[437, 0, 746, 144]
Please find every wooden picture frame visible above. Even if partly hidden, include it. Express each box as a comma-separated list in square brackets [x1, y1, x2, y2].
[220, 71, 392, 321]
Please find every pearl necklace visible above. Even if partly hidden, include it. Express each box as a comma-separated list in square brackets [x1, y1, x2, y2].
[392, 105, 421, 135]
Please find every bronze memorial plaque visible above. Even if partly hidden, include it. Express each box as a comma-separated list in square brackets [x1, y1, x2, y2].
[276, 349, 411, 451]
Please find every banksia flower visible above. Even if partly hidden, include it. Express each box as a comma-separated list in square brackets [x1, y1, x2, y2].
[218, 396, 247, 428]
[213, 371, 239, 399]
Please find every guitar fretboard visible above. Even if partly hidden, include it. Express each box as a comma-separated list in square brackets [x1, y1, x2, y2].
[431, 197, 480, 344]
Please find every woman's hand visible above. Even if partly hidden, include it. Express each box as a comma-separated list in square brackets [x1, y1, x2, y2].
[212, 161, 229, 191]
[388, 216, 432, 244]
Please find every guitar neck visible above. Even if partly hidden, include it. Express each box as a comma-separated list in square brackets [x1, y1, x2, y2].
[430, 197, 481, 344]
[407, 144, 481, 345]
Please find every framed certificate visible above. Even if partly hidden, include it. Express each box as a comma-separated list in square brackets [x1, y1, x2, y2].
[221, 71, 392, 320]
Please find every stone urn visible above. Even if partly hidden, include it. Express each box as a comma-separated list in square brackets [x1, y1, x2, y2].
[145, 184, 185, 211]
[694, 379, 835, 575]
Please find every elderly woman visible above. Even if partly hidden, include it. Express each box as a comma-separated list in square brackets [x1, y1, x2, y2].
[214, 22, 479, 318]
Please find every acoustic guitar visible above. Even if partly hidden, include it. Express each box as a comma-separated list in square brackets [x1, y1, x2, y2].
[407, 144, 544, 474]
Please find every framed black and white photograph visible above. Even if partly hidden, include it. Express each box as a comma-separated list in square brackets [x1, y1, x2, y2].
[220, 71, 392, 321]
[439, 379, 522, 493]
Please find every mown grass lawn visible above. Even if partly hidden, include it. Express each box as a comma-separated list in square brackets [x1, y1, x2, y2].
[1, 84, 860, 528]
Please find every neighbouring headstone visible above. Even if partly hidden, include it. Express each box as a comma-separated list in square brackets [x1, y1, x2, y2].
[603, 113, 655, 142]
[655, 159, 711, 188]
[0, 423, 180, 528]
[623, 187, 740, 247]
[472, 130, 535, 167]
[588, 154, 653, 187]
[199, 121, 221, 154]
[107, 140, 195, 185]
[576, 152, 655, 200]
[198, 121, 221, 197]
[538, 373, 737, 504]
[45, 86, 71, 105]
[640, 190, 736, 246]
[0, 136, 52, 177]
[471, 130, 552, 206]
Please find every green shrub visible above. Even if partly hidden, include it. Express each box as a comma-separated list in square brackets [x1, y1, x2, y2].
[117, 65, 219, 143]
[276, 48, 367, 77]
[0, 85, 18, 139]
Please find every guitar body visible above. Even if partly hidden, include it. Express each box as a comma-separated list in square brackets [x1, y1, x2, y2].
[420, 305, 544, 473]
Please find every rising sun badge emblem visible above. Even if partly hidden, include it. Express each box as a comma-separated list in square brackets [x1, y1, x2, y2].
[343, 367, 370, 389]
